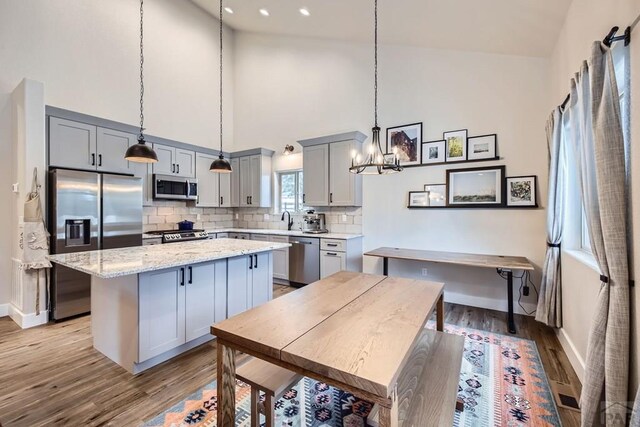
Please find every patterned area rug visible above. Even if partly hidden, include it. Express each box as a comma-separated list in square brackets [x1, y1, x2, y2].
[143, 325, 560, 427]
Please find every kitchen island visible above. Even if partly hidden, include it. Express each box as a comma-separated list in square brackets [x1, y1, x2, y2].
[49, 238, 290, 374]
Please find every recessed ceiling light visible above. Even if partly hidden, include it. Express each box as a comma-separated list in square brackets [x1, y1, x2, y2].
[224, 7, 234, 14]
[299, 8, 310, 16]
[259, 8, 270, 16]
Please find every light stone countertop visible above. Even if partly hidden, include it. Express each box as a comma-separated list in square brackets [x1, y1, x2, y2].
[142, 228, 363, 241]
[49, 238, 291, 279]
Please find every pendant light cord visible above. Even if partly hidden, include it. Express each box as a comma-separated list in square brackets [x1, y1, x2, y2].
[139, 0, 145, 141]
[374, 0, 378, 128]
[219, 0, 224, 154]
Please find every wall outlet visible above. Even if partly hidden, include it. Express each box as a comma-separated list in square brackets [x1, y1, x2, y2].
[421, 268, 429, 276]
[196, 214, 201, 220]
[341, 214, 348, 223]
[12, 183, 19, 193]
[264, 213, 270, 221]
[235, 213, 239, 219]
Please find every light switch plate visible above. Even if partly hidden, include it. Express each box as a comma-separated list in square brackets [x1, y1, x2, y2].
[12, 183, 19, 193]
[342, 214, 348, 222]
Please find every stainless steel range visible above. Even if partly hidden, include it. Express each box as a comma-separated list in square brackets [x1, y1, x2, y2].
[146, 229, 210, 243]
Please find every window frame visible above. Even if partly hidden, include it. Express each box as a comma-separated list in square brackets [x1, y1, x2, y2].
[277, 170, 304, 213]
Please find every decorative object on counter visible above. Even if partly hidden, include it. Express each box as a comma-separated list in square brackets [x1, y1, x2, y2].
[467, 134, 497, 160]
[177, 220, 195, 231]
[423, 184, 447, 207]
[422, 140, 446, 164]
[209, 0, 232, 174]
[506, 175, 538, 207]
[124, 0, 158, 164]
[408, 191, 430, 207]
[349, 0, 403, 175]
[387, 122, 422, 166]
[444, 129, 468, 162]
[282, 144, 295, 155]
[446, 165, 505, 207]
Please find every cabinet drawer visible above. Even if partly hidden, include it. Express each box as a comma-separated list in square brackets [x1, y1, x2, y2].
[270, 235, 289, 243]
[321, 239, 346, 252]
[320, 250, 346, 279]
[143, 238, 162, 246]
[250, 234, 270, 242]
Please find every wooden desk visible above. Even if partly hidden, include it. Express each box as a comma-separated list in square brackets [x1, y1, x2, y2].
[211, 271, 445, 427]
[365, 247, 534, 334]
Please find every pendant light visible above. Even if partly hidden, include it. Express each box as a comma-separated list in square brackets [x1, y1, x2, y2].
[125, 0, 158, 163]
[210, 0, 232, 173]
[349, 0, 402, 175]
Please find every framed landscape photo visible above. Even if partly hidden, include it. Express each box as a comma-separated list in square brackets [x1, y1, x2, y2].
[444, 129, 468, 162]
[467, 134, 497, 160]
[421, 140, 446, 164]
[408, 191, 430, 207]
[423, 184, 447, 207]
[446, 165, 506, 207]
[506, 176, 538, 207]
[387, 123, 422, 166]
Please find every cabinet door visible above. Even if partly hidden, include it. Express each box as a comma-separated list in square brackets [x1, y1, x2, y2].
[49, 117, 97, 170]
[213, 259, 228, 323]
[97, 127, 135, 174]
[227, 255, 250, 317]
[303, 144, 329, 206]
[175, 148, 196, 178]
[251, 252, 272, 307]
[239, 157, 252, 207]
[249, 155, 262, 206]
[152, 144, 175, 175]
[185, 262, 216, 341]
[138, 268, 186, 362]
[329, 140, 361, 206]
[219, 161, 232, 207]
[195, 153, 220, 207]
[229, 158, 240, 207]
[320, 250, 346, 279]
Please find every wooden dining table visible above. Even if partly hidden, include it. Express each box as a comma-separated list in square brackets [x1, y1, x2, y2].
[211, 271, 445, 427]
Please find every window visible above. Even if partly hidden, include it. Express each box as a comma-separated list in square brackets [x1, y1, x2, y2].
[278, 171, 303, 212]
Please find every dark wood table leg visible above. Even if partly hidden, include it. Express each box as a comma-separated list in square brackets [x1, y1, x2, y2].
[506, 270, 516, 334]
[383, 257, 389, 276]
[217, 340, 236, 426]
[436, 294, 444, 332]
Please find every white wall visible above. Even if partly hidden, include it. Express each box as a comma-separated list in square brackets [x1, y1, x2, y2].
[548, 0, 640, 393]
[0, 0, 235, 306]
[234, 32, 550, 313]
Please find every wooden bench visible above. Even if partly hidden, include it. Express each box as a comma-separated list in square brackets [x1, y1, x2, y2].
[236, 357, 302, 427]
[368, 330, 465, 427]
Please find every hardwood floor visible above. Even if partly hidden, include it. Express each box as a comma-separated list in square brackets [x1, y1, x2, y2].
[0, 284, 580, 426]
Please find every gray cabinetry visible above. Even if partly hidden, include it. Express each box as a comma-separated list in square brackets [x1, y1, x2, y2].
[302, 144, 329, 206]
[49, 117, 97, 170]
[195, 153, 220, 207]
[97, 127, 136, 174]
[235, 149, 273, 208]
[219, 157, 237, 207]
[152, 144, 195, 178]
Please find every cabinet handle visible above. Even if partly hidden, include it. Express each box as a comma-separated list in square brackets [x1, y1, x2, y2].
[91, 153, 96, 166]
[180, 267, 185, 286]
[330, 193, 333, 203]
[303, 194, 306, 203]
[249, 196, 252, 205]
[254, 254, 258, 269]
[246, 196, 250, 205]
[249, 255, 253, 270]
[176, 164, 180, 174]
[327, 243, 338, 247]
[327, 252, 338, 256]
[220, 196, 223, 205]
[188, 266, 193, 284]
[172, 163, 175, 173]
[98, 154, 102, 167]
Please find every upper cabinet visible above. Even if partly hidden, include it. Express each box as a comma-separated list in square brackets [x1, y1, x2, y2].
[152, 143, 195, 178]
[195, 153, 220, 207]
[97, 128, 137, 174]
[299, 131, 366, 207]
[235, 149, 273, 208]
[219, 157, 239, 208]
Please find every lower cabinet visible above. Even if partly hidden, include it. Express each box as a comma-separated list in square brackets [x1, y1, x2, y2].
[271, 235, 289, 281]
[138, 259, 227, 362]
[227, 253, 273, 317]
[320, 250, 347, 279]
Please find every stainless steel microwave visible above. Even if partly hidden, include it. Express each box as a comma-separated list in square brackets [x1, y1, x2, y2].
[153, 174, 198, 201]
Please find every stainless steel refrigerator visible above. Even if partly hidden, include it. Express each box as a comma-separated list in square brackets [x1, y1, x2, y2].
[49, 169, 143, 320]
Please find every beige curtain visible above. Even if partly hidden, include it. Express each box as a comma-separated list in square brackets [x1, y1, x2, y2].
[568, 42, 629, 426]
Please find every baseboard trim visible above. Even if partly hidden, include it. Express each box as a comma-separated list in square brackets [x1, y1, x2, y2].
[8, 305, 49, 329]
[557, 328, 585, 382]
[444, 291, 537, 316]
[0, 304, 8, 317]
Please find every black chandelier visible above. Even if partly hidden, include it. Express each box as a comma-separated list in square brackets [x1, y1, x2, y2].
[349, 0, 402, 175]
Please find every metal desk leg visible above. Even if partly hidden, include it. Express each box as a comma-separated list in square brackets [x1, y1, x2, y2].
[506, 270, 516, 334]
[383, 257, 389, 276]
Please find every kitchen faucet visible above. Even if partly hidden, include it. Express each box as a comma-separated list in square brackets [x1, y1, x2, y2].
[281, 210, 294, 230]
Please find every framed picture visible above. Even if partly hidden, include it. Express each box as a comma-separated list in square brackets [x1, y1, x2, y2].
[408, 191, 430, 207]
[423, 184, 447, 207]
[387, 122, 422, 166]
[467, 134, 497, 160]
[446, 165, 506, 207]
[506, 176, 538, 207]
[421, 140, 445, 164]
[383, 153, 396, 165]
[444, 129, 467, 162]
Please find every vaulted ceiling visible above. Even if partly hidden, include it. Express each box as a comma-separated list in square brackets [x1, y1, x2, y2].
[191, 0, 573, 57]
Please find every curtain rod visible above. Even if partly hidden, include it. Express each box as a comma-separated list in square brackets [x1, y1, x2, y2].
[559, 25, 631, 110]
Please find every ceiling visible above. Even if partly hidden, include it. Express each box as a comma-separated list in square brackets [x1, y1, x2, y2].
[191, 0, 573, 57]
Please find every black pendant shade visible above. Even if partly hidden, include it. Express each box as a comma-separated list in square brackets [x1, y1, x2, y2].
[210, 154, 232, 173]
[125, 136, 158, 163]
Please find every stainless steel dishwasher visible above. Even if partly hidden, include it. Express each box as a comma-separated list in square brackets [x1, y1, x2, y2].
[289, 236, 320, 287]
